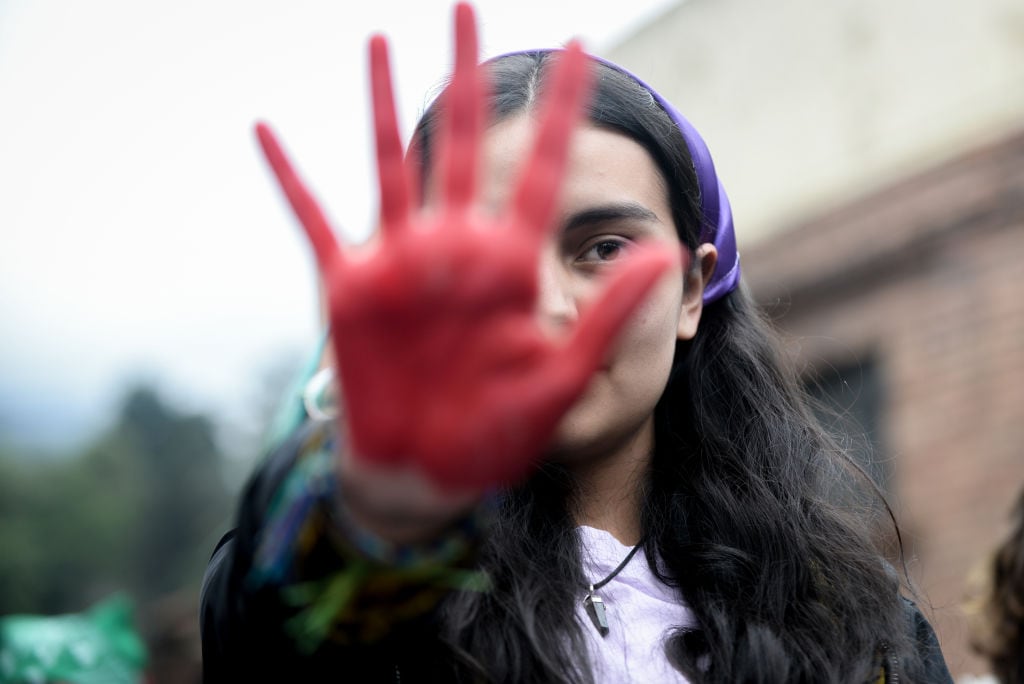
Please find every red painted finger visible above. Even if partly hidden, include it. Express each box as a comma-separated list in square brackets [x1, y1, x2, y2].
[553, 245, 678, 391]
[437, 2, 483, 214]
[510, 41, 591, 239]
[255, 122, 343, 275]
[370, 35, 411, 237]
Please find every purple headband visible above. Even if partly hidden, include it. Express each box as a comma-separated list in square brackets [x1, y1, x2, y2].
[488, 51, 741, 304]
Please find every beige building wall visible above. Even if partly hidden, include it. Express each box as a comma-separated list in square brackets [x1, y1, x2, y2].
[604, 0, 1024, 244]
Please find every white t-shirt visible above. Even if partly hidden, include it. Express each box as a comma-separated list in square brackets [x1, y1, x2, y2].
[576, 525, 697, 683]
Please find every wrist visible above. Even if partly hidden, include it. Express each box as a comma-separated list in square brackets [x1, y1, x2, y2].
[336, 451, 483, 545]
[329, 470, 495, 568]
[336, 470, 477, 545]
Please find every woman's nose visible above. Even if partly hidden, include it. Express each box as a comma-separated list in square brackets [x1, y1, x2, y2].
[536, 250, 578, 335]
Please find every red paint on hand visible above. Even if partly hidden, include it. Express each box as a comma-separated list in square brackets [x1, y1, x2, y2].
[255, 2, 676, 490]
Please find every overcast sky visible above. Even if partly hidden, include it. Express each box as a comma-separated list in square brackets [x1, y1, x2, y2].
[0, 0, 679, 449]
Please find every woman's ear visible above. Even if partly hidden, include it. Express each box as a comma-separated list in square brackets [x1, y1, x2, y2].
[677, 243, 718, 341]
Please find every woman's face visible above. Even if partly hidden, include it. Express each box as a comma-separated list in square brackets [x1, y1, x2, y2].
[479, 115, 706, 462]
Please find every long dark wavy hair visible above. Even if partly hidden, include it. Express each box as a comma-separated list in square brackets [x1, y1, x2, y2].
[409, 51, 919, 683]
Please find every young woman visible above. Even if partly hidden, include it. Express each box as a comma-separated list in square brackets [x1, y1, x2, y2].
[201, 4, 953, 682]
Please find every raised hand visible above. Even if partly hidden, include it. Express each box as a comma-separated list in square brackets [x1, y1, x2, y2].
[256, 2, 676, 490]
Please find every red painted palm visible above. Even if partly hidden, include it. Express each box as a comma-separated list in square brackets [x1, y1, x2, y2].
[255, 3, 675, 490]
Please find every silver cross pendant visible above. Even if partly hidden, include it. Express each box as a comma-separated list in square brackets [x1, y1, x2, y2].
[583, 585, 610, 636]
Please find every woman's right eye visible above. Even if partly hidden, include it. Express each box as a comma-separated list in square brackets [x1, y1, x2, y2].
[577, 238, 630, 264]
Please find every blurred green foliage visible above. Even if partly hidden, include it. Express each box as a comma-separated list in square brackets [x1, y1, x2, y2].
[0, 385, 231, 616]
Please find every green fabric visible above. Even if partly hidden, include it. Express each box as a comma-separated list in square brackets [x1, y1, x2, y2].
[0, 594, 147, 684]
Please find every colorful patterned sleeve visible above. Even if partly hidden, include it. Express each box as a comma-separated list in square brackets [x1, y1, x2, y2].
[200, 418, 492, 677]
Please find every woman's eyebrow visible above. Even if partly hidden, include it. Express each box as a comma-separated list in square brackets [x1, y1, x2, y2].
[561, 202, 660, 233]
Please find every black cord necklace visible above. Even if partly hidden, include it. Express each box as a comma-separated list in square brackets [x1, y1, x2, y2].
[582, 540, 644, 637]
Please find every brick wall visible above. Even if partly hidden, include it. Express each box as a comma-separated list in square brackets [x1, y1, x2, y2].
[743, 129, 1024, 677]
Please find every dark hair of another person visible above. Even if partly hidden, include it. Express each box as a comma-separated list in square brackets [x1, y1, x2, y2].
[408, 51, 920, 683]
[971, 489, 1024, 684]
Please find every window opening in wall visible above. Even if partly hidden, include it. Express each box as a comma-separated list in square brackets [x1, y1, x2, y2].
[803, 356, 888, 499]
